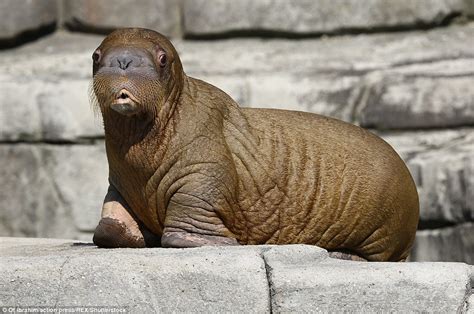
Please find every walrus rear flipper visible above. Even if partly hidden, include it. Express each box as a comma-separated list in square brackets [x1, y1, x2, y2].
[328, 250, 367, 262]
[161, 231, 239, 248]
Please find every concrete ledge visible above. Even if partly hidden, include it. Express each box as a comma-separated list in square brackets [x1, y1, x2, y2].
[1, 238, 472, 312]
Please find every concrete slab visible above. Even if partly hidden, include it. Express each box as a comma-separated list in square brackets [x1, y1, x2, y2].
[263, 245, 472, 313]
[1, 238, 472, 313]
[0, 238, 270, 313]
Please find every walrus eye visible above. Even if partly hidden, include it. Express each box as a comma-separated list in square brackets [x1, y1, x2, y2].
[159, 53, 167, 67]
[92, 49, 101, 64]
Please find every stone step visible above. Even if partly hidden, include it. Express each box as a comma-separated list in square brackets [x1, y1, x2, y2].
[0, 238, 472, 312]
[1, 24, 473, 142]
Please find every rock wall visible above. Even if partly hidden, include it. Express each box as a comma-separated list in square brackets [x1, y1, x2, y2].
[0, 1, 473, 263]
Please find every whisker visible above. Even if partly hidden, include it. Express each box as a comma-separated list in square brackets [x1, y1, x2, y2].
[88, 80, 103, 122]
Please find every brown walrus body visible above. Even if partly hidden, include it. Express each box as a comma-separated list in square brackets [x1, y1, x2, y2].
[91, 28, 419, 261]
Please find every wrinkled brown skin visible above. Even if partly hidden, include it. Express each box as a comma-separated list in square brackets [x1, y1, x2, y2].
[91, 28, 419, 261]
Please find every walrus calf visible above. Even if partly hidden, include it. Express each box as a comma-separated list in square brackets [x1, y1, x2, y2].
[91, 28, 419, 261]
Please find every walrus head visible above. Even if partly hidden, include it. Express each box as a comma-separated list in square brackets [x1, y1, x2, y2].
[91, 28, 184, 118]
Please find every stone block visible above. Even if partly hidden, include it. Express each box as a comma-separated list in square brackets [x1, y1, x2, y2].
[181, 27, 474, 129]
[62, 0, 181, 37]
[190, 74, 250, 106]
[381, 129, 474, 225]
[0, 79, 103, 141]
[0, 144, 108, 238]
[183, 0, 467, 36]
[356, 67, 474, 129]
[178, 23, 474, 75]
[246, 74, 360, 122]
[263, 245, 472, 312]
[380, 128, 472, 160]
[0, 32, 101, 80]
[0, 0, 57, 40]
[410, 223, 474, 264]
[0, 238, 270, 313]
[2, 238, 472, 312]
[188, 73, 362, 122]
[410, 149, 473, 225]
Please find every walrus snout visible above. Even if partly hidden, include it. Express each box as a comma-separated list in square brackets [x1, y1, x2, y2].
[104, 47, 154, 70]
[111, 89, 140, 116]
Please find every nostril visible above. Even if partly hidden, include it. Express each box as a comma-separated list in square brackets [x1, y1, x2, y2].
[119, 92, 129, 99]
[117, 57, 133, 70]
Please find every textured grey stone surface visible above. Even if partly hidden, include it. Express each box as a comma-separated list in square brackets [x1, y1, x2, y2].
[0, 144, 108, 239]
[382, 129, 474, 224]
[411, 223, 474, 264]
[6, 22, 465, 81]
[0, 24, 473, 142]
[62, 0, 181, 37]
[356, 67, 474, 129]
[410, 147, 473, 224]
[262, 246, 472, 313]
[177, 23, 474, 78]
[0, 79, 103, 141]
[2, 238, 471, 312]
[0, 238, 270, 313]
[0, 31, 102, 142]
[183, 0, 470, 36]
[0, 30, 101, 80]
[0, 0, 57, 40]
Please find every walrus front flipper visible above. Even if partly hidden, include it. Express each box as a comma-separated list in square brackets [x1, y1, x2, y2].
[93, 185, 161, 248]
[161, 186, 240, 248]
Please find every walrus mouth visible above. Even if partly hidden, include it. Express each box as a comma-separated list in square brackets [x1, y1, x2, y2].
[111, 89, 140, 116]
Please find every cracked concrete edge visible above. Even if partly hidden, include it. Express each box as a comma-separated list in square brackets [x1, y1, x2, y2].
[259, 245, 330, 312]
[469, 266, 474, 312]
[462, 266, 474, 313]
[259, 245, 473, 313]
[260, 250, 274, 314]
